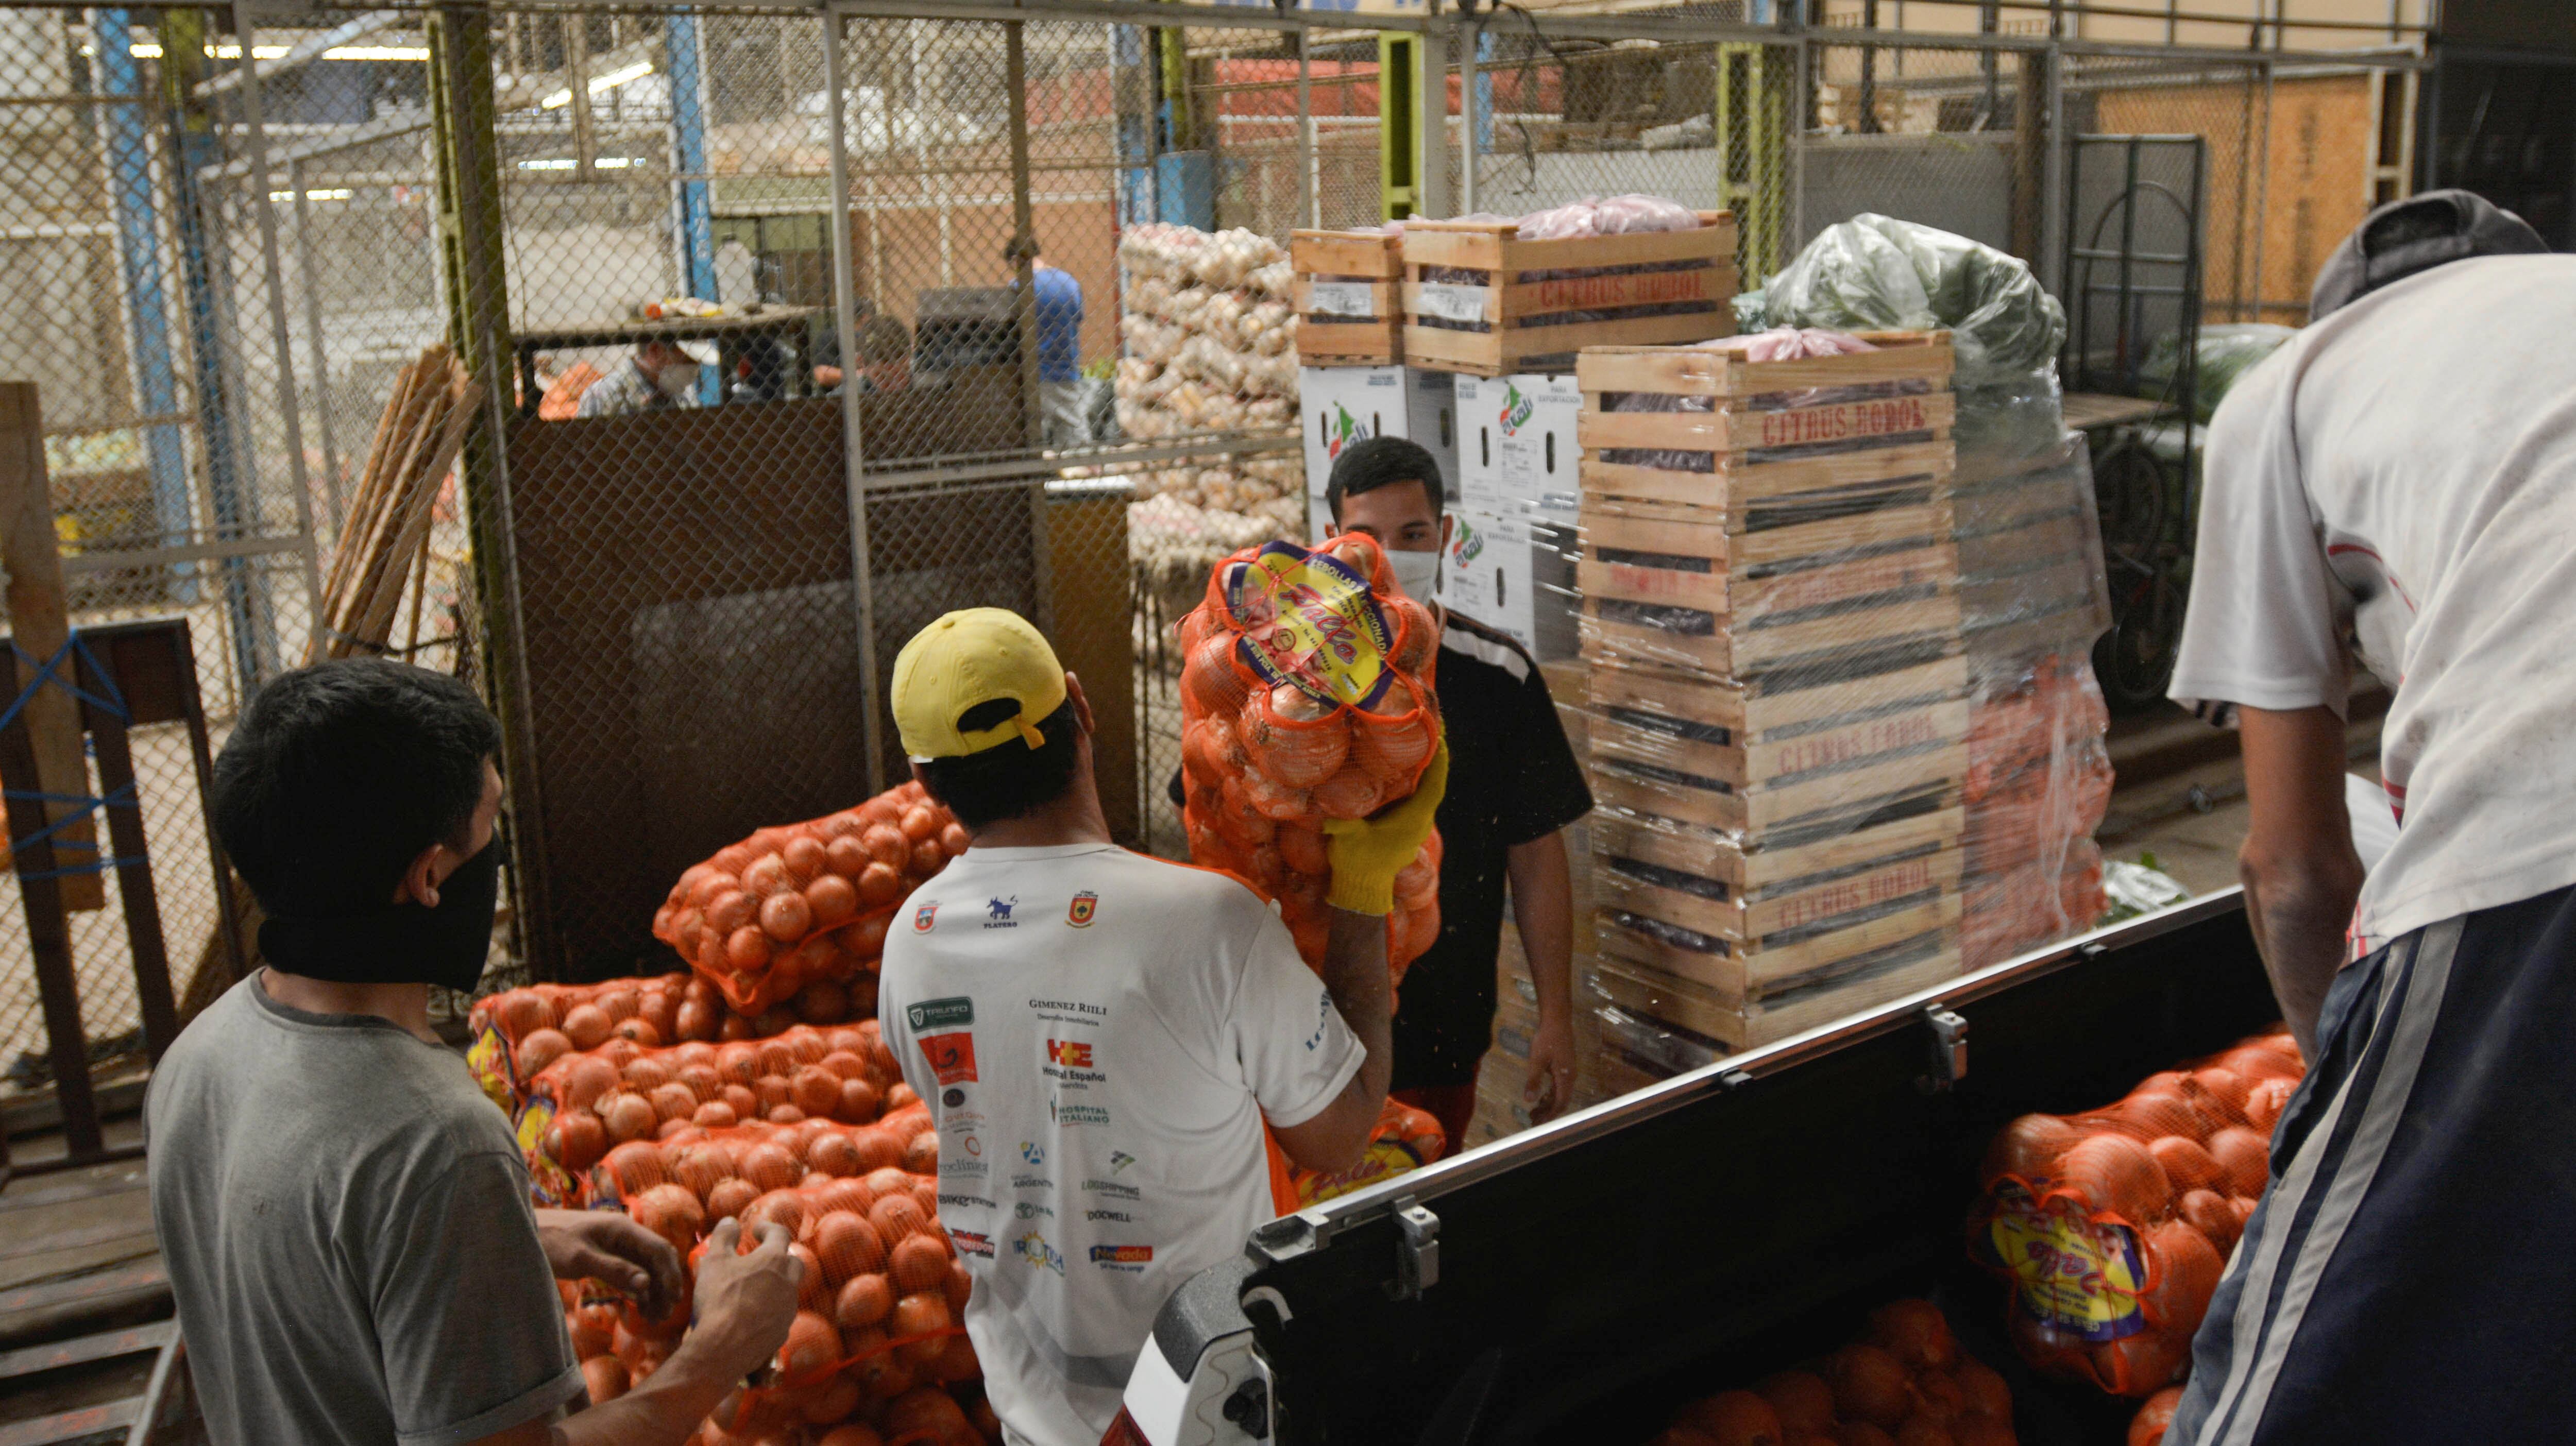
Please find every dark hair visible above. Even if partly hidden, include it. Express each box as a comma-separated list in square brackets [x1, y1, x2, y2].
[1325, 435, 1443, 522]
[914, 699, 1080, 830]
[212, 660, 501, 917]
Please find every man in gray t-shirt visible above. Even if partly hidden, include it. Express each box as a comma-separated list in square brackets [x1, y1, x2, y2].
[149, 661, 804, 1446]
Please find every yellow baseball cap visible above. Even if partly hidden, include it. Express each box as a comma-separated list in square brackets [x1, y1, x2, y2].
[891, 608, 1070, 760]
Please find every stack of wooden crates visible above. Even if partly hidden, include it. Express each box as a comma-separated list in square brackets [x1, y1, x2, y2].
[1571, 332, 1971, 1058]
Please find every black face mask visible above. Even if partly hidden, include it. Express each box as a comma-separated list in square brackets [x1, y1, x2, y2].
[258, 839, 503, 994]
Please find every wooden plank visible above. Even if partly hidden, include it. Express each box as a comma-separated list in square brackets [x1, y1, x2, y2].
[1588, 653, 1969, 738]
[0, 383, 101, 913]
[1592, 805, 1965, 894]
[0, 1398, 141, 1446]
[1581, 441, 1957, 513]
[0, 1261, 166, 1319]
[1573, 331, 1954, 399]
[0, 1172, 144, 1215]
[1598, 892, 1962, 982]
[78, 700, 176, 1062]
[1401, 210, 1737, 274]
[1588, 928, 1962, 1048]
[1579, 542, 1960, 619]
[1588, 747, 1964, 835]
[1577, 390, 1956, 454]
[1589, 697, 1971, 790]
[0, 1320, 171, 1382]
[1403, 265, 1739, 328]
[1579, 587, 1961, 678]
[1403, 308, 1736, 379]
[1290, 230, 1402, 279]
[1598, 846, 1962, 941]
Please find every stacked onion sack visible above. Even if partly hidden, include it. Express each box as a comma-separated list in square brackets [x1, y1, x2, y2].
[515, 1020, 918, 1204]
[469, 972, 759, 1117]
[1970, 1027, 2305, 1396]
[560, 1097, 998, 1444]
[2128, 1388, 2184, 1446]
[1176, 532, 1444, 978]
[1115, 224, 1297, 444]
[1650, 1299, 2017, 1446]
[652, 782, 970, 1017]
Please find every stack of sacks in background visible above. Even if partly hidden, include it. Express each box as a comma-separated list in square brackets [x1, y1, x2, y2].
[1115, 223, 1297, 443]
[1127, 454, 1310, 653]
[1750, 216, 2114, 968]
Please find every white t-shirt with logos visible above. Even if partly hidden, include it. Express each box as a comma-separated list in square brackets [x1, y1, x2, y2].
[2170, 255, 2576, 955]
[877, 842, 1364, 1446]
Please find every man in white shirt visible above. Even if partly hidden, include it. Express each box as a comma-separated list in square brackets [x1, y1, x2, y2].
[875, 608, 1441, 1446]
[2162, 191, 2571, 1445]
[575, 338, 714, 417]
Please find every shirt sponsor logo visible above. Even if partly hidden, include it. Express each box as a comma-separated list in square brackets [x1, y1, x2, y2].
[1014, 1232, 1065, 1275]
[1083, 1178, 1143, 1201]
[939, 1193, 997, 1210]
[1110, 1150, 1137, 1175]
[944, 1159, 990, 1180]
[1304, 988, 1333, 1052]
[1009, 1173, 1052, 1191]
[984, 896, 1020, 929]
[1014, 1201, 1054, 1220]
[1068, 890, 1099, 927]
[1050, 1100, 1109, 1127]
[1028, 998, 1108, 1018]
[1019, 1141, 1046, 1166]
[1090, 1245, 1154, 1265]
[1045, 1039, 1094, 1068]
[919, 1031, 978, 1085]
[950, 1229, 995, 1258]
[1083, 1208, 1133, 1223]
[941, 1087, 967, 1109]
[913, 901, 939, 933]
[908, 997, 974, 1031]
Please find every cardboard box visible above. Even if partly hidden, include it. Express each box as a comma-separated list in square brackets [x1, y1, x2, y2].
[1439, 505, 1581, 663]
[1298, 366, 1459, 537]
[1455, 371, 1582, 523]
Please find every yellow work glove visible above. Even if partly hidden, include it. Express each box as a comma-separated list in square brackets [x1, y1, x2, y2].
[1320, 734, 1450, 916]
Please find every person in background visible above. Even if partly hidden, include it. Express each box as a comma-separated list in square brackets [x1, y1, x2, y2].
[576, 337, 715, 418]
[877, 608, 1439, 1446]
[814, 301, 914, 395]
[149, 659, 804, 1446]
[1026, 245, 1086, 448]
[2161, 190, 2576, 1444]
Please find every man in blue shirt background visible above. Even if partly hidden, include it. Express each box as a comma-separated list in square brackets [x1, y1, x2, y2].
[1029, 245, 1085, 448]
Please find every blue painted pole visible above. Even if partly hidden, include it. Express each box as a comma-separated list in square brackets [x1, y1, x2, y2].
[666, 9, 717, 402]
[91, 10, 190, 573]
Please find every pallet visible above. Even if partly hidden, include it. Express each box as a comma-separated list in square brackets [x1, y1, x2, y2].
[1592, 804, 1965, 894]
[1397, 212, 1738, 378]
[1598, 835, 1962, 944]
[1573, 330, 1954, 403]
[1589, 923, 1962, 1051]
[1590, 694, 1971, 793]
[1293, 230, 1404, 367]
[1590, 744, 1964, 836]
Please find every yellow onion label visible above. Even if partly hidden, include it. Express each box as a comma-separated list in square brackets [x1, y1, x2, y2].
[515, 1094, 578, 1207]
[1224, 541, 1396, 709]
[1294, 1137, 1422, 1207]
[467, 1022, 517, 1115]
[1980, 1182, 2148, 1342]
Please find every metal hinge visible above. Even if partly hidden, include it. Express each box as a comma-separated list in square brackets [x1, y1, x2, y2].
[1391, 1196, 1440, 1300]
[1922, 1005, 1969, 1088]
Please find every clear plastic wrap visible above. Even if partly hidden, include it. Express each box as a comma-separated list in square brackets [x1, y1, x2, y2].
[2137, 321, 2298, 421]
[1571, 330, 1971, 1055]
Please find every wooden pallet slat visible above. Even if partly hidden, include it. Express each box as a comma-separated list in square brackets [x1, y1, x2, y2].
[1592, 805, 1967, 895]
[1589, 696, 1972, 791]
[0, 1397, 142, 1446]
[1589, 928, 1962, 1050]
[0, 1320, 172, 1383]
[1589, 652, 1970, 739]
[1574, 330, 1955, 398]
[1589, 747, 1965, 836]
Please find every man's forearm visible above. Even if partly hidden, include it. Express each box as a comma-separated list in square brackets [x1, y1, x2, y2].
[550, 1338, 743, 1446]
[1505, 834, 1575, 1025]
[2243, 859, 2361, 1059]
[1324, 907, 1394, 1103]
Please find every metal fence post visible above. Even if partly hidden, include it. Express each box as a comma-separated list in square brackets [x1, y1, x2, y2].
[1458, 9, 1479, 215]
[228, 17, 325, 626]
[823, 9, 886, 795]
[2043, 41, 2067, 302]
[286, 160, 344, 536]
[89, 8, 191, 572]
[1297, 25, 1315, 228]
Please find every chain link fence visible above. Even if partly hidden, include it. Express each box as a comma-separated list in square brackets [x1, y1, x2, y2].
[0, 2, 2425, 1087]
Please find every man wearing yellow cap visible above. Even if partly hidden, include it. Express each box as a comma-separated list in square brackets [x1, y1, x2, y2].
[875, 608, 1443, 1446]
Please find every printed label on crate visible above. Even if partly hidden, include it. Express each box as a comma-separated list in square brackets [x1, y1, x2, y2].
[1978, 1181, 2149, 1341]
[1415, 282, 1491, 325]
[1752, 396, 1939, 449]
[1308, 281, 1378, 319]
[1224, 541, 1398, 709]
[1527, 268, 1714, 314]
[467, 1021, 517, 1115]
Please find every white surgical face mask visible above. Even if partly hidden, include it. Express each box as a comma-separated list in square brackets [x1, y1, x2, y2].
[654, 360, 700, 400]
[1386, 543, 1441, 602]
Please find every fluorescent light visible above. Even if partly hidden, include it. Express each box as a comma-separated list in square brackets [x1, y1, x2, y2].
[543, 59, 654, 109]
[323, 46, 430, 62]
[517, 158, 577, 171]
[516, 156, 649, 172]
[91, 41, 427, 62]
[269, 188, 352, 201]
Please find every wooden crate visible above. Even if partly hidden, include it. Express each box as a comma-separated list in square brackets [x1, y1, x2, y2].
[1595, 827, 1961, 946]
[1293, 229, 1403, 367]
[1398, 212, 1738, 378]
[1590, 652, 1969, 742]
[1589, 919, 1961, 1051]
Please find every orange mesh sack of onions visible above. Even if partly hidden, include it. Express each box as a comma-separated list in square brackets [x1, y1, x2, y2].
[653, 781, 971, 1017]
[1968, 1026, 2306, 1396]
[1176, 532, 1444, 981]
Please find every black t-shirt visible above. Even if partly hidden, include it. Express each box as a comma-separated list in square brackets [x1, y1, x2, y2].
[1163, 611, 1595, 1090]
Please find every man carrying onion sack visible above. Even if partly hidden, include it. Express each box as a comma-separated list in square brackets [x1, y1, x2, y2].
[148, 659, 805, 1446]
[876, 607, 1439, 1446]
[1325, 436, 1595, 1144]
[2160, 191, 2576, 1444]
